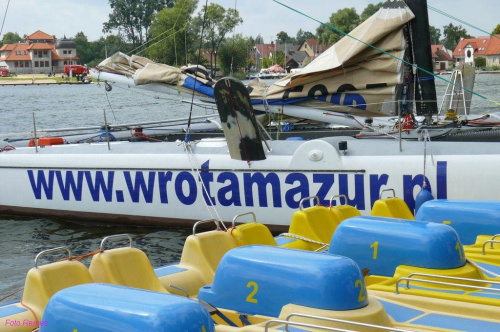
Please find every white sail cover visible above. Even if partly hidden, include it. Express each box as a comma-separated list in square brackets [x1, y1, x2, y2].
[249, 0, 415, 116]
[94, 0, 414, 117]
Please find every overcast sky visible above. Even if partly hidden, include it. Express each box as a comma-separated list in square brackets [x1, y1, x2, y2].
[1, 0, 498, 43]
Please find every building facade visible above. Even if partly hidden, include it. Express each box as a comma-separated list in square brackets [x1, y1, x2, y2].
[0, 30, 80, 74]
[453, 35, 500, 67]
[431, 45, 453, 72]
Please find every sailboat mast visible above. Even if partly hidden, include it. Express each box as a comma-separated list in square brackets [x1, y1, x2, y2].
[405, 0, 438, 120]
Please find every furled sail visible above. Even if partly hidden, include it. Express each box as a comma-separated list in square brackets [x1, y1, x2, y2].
[249, 0, 415, 116]
[94, 0, 414, 117]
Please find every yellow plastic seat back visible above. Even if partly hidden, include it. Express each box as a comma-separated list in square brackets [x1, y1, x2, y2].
[22, 260, 93, 319]
[89, 247, 167, 293]
[371, 198, 415, 220]
[330, 204, 362, 221]
[289, 205, 340, 245]
[179, 231, 237, 283]
[230, 222, 277, 247]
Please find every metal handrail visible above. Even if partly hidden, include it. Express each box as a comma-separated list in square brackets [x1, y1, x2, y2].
[265, 319, 352, 332]
[285, 313, 413, 332]
[192, 219, 221, 235]
[299, 196, 320, 210]
[406, 272, 500, 286]
[379, 188, 396, 199]
[483, 239, 500, 254]
[268, 313, 414, 332]
[395, 277, 500, 294]
[100, 234, 132, 251]
[168, 285, 189, 297]
[34, 247, 72, 269]
[491, 234, 500, 242]
[329, 195, 348, 208]
[232, 212, 257, 228]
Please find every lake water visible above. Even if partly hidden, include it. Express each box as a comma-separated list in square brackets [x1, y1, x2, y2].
[1, 74, 500, 302]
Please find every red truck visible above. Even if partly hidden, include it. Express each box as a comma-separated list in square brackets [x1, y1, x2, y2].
[63, 65, 89, 76]
[0, 67, 10, 77]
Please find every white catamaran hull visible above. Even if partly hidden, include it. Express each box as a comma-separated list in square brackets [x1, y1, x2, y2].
[0, 137, 498, 228]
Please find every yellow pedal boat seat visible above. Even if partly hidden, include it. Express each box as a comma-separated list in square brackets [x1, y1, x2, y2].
[89, 235, 167, 293]
[371, 197, 415, 220]
[22, 248, 93, 321]
[156, 230, 237, 297]
[287, 197, 342, 249]
[228, 212, 277, 247]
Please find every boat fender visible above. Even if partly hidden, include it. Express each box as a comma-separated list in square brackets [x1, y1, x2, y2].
[415, 187, 434, 213]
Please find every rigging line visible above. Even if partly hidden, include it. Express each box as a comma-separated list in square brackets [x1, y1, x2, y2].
[427, 5, 500, 41]
[132, 25, 185, 56]
[127, 2, 186, 56]
[0, 0, 9, 37]
[230, 0, 237, 76]
[186, 0, 209, 143]
[271, 0, 500, 107]
[184, 142, 224, 226]
[104, 90, 117, 121]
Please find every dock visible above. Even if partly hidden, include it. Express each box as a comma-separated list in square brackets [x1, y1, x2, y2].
[0, 80, 91, 86]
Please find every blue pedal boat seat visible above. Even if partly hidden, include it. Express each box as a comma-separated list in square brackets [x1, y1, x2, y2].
[41, 283, 214, 332]
[198, 245, 368, 317]
[329, 216, 466, 277]
[416, 200, 500, 245]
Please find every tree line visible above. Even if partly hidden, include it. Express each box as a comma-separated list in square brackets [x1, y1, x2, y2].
[1, 0, 499, 75]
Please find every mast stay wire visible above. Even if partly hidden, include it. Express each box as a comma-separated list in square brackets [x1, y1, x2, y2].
[0, 0, 10, 37]
[185, 0, 210, 143]
[427, 5, 500, 41]
[271, 0, 500, 108]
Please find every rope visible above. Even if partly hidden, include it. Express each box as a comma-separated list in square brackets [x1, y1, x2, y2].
[419, 129, 435, 188]
[0, 0, 10, 36]
[127, 0, 185, 56]
[279, 233, 329, 247]
[0, 287, 23, 302]
[0, 145, 15, 152]
[271, 0, 500, 107]
[57, 249, 104, 262]
[467, 258, 500, 279]
[183, 142, 225, 229]
[20, 298, 39, 331]
[104, 90, 117, 121]
[186, 0, 209, 143]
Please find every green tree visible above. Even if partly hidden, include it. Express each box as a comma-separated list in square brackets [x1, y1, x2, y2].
[147, 0, 199, 66]
[429, 26, 442, 45]
[317, 8, 360, 45]
[295, 29, 315, 45]
[88, 34, 131, 67]
[442, 23, 472, 51]
[103, 0, 174, 46]
[73, 32, 92, 65]
[218, 34, 252, 75]
[361, 2, 382, 22]
[276, 31, 295, 44]
[254, 34, 264, 44]
[493, 24, 500, 35]
[1, 32, 22, 46]
[194, 3, 242, 76]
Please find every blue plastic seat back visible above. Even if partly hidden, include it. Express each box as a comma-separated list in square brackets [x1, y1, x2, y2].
[328, 216, 466, 277]
[41, 283, 215, 332]
[416, 200, 500, 245]
[198, 245, 368, 318]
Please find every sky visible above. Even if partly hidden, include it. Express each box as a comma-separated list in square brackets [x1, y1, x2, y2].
[0, 0, 498, 43]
